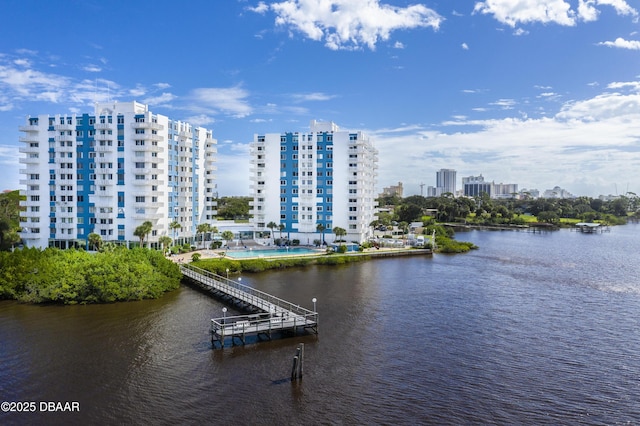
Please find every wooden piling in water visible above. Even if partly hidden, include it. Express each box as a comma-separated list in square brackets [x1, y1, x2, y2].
[291, 343, 305, 380]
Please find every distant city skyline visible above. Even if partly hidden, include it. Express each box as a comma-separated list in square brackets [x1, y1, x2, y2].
[1, 1, 639, 198]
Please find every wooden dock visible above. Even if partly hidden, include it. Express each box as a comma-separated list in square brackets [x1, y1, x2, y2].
[180, 264, 318, 348]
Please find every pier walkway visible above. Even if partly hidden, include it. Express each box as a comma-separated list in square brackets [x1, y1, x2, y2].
[180, 264, 318, 348]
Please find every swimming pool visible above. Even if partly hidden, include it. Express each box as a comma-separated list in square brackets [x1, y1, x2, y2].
[224, 247, 321, 259]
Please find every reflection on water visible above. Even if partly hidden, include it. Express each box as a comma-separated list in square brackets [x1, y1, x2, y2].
[1, 224, 640, 425]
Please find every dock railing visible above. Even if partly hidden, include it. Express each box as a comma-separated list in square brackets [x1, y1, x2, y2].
[180, 264, 316, 317]
[180, 264, 318, 347]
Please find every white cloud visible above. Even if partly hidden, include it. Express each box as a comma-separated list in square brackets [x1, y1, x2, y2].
[256, 0, 443, 50]
[556, 90, 640, 121]
[247, 1, 269, 14]
[143, 92, 176, 106]
[290, 92, 337, 102]
[597, 37, 640, 50]
[370, 82, 640, 196]
[461, 42, 469, 50]
[129, 84, 146, 97]
[608, 81, 640, 90]
[83, 65, 102, 72]
[190, 86, 253, 117]
[394, 41, 405, 49]
[13, 59, 30, 67]
[473, 0, 637, 27]
[0, 62, 70, 105]
[490, 98, 517, 109]
[183, 114, 216, 126]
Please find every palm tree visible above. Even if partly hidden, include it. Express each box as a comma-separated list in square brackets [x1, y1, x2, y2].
[158, 236, 172, 255]
[278, 224, 285, 239]
[134, 225, 147, 247]
[88, 233, 102, 251]
[221, 230, 234, 247]
[142, 221, 153, 247]
[133, 221, 153, 248]
[169, 221, 181, 246]
[266, 221, 277, 240]
[316, 223, 326, 245]
[196, 223, 211, 249]
[333, 226, 347, 243]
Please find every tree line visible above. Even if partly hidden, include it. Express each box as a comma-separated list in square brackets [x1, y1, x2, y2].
[0, 247, 181, 304]
[375, 192, 639, 226]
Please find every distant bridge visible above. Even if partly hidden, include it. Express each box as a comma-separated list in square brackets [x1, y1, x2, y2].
[180, 264, 318, 348]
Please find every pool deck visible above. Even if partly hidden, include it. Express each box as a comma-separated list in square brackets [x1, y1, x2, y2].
[171, 246, 431, 263]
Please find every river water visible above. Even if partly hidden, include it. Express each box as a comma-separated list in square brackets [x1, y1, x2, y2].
[1, 224, 639, 425]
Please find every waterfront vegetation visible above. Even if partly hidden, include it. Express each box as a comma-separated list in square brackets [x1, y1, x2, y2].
[377, 192, 638, 228]
[0, 247, 181, 304]
[192, 252, 380, 276]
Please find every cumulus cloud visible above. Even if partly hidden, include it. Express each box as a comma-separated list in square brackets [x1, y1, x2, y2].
[371, 84, 640, 196]
[252, 0, 443, 50]
[247, 1, 269, 14]
[461, 42, 469, 50]
[597, 37, 640, 49]
[473, 0, 637, 27]
[556, 89, 640, 121]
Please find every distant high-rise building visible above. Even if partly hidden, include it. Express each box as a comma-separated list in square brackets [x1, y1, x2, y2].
[543, 186, 575, 199]
[493, 183, 519, 199]
[436, 169, 457, 196]
[249, 120, 378, 244]
[19, 101, 217, 249]
[463, 174, 518, 199]
[380, 182, 403, 198]
[463, 175, 492, 198]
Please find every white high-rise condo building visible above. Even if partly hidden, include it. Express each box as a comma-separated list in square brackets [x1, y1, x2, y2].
[19, 101, 217, 249]
[436, 168, 457, 196]
[249, 120, 378, 244]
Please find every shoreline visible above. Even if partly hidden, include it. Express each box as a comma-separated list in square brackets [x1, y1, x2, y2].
[170, 246, 433, 263]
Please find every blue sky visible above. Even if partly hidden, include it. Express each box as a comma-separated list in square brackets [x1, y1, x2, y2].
[1, 0, 639, 197]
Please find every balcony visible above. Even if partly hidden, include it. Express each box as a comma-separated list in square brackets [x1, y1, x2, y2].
[131, 122, 164, 131]
[94, 190, 115, 198]
[131, 210, 163, 220]
[19, 124, 40, 132]
[53, 123, 74, 131]
[18, 146, 40, 154]
[95, 144, 115, 152]
[94, 122, 112, 130]
[95, 179, 115, 187]
[19, 156, 40, 164]
[19, 135, 40, 143]
[54, 135, 74, 143]
[56, 144, 75, 153]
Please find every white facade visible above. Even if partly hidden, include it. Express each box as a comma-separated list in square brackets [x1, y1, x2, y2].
[19, 101, 217, 249]
[249, 120, 378, 244]
[436, 168, 457, 196]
